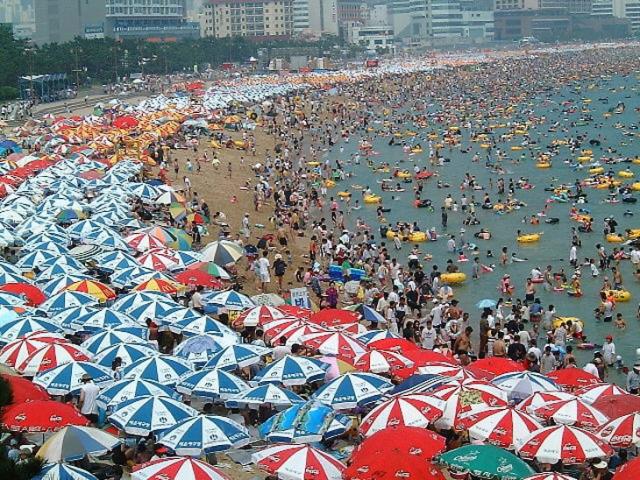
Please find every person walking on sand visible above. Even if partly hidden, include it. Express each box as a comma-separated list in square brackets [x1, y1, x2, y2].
[257, 250, 271, 292]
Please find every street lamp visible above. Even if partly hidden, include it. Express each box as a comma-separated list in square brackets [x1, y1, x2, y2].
[72, 45, 83, 90]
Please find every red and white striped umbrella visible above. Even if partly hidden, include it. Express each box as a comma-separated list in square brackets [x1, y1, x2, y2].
[359, 393, 445, 437]
[328, 322, 368, 335]
[262, 318, 305, 340]
[17, 343, 91, 376]
[534, 398, 609, 430]
[353, 349, 414, 374]
[515, 391, 576, 414]
[418, 362, 477, 381]
[456, 406, 542, 449]
[515, 425, 613, 465]
[0, 334, 66, 367]
[524, 474, 578, 480]
[431, 379, 509, 429]
[132, 457, 229, 480]
[301, 331, 367, 360]
[547, 368, 602, 391]
[137, 248, 178, 271]
[598, 412, 640, 448]
[125, 232, 166, 252]
[270, 323, 326, 346]
[252, 444, 345, 480]
[578, 383, 627, 405]
[233, 305, 288, 328]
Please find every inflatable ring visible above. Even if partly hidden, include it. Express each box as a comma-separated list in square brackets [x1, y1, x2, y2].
[607, 290, 632, 302]
[440, 272, 467, 285]
[517, 233, 541, 243]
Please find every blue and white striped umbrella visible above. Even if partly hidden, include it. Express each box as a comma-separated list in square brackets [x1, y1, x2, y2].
[15, 249, 58, 271]
[81, 326, 149, 355]
[0, 291, 28, 307]
[126, 301, 181, 325]
[108, 395, 198, 436]
[40, 273, 94, 297]
[203, 290, 255, 311]
[167, 311, 237, 340]
[112, 291, 178, 314]
[0, 317, 62, 343]
[173, 335, 223, 368]
[94, 343, 158, 369]
[259, 402, 352, 443]
[40, 255, 86, 272]
[203, 344, 271, 371]
[158, 415, 250, 456]
[34, 463, 98, 480]
[71, 308, 136, 333]
[226, 384, 304, 409]
[355, 329, 402, 345]
[492, 371, 561, 401]
[96, 251, 139, 272]
[83, 230, 129, 251]
[97, 379, 180, 409]
[25, 241, 69, 256]
[254, 355, 328, 386]
[122, 355, 194, 385]
[0, 271, 30, 286]
[24, 231, 70, 247]
[37, 262, 89, 282]
[169, 251, 203, 271]
[311, 372, 393, 409]
[128, 183, 160, 201]
[39, 291, 98, 314]
[51, 306, 98, 334]
[176, 368, 250, 399]
[65, 220, 105, 239]
[110, 266, 156, 288]
[0, 260, 23, 276]
[33, 361, 114, 395]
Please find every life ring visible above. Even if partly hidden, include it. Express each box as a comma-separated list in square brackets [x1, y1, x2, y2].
[337, 191, 351, 198]
[553, 316, 583, 329]
[606, 234, 624, 243]
[618, 170, 634, 178]
[577, 156, 593, 163]
[409, 232, 427, 242]
[395, 171, 412, 179]
[589, 167, 604, 175]
[536, 163, 551, 169]
[607, 290, 632, 302]
[440, 273, 467, 285]
[325, 179, 336, 188]
[511, 146, 524, 151]
[517, 233, 541, 243]
[627, 229, 640, 239]
[632, 182, 640, 191]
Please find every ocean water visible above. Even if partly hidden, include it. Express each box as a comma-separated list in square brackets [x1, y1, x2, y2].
[325, 72, 640, 379]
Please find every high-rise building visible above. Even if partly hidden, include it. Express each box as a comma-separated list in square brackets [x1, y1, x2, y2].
[105, 0, 200, 40]
[33, 0, 105, 45]
[201, 0, 294, 38]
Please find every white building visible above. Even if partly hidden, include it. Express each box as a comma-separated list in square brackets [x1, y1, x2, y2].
[592, 0, 640, 32]
[349, 24, 395, 51]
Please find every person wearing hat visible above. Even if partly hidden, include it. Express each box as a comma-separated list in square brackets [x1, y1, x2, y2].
[79, 373, 100, 425]
[592, 459, 612, 480]
[627, 362, 640, 394]
[603, 335, 616, 366]
[273, 253, 287, 293]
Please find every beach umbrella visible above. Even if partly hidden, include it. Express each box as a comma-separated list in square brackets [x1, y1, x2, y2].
[226, 384, 304, 409]
[128, 182, 158, 200]
[317, 355, 356, 381]
[252, 444, 345, 480]
[613, 457, 640, 480]
[355, 329, 401, 345]
[113, 290, 178, 313]
[534, 398, 609, 430]
[0, 373, 49, 404]
[344, 303, 385, 324]
[233, 304, 287, 328]
[173, 334, 223, 367]
[0, 292, 26, 308]
[108, 395, 198, 436]
[476, 298, 497, 309]
[66, 219, 106, 239]
[516, 425, 613, 465]
[157, 415, 250, 456]
[547, 368, 602, 391]
[63, 280, 116, 302]
[125, 232, 166, 252]
[17, 343, 91, 376]
[524, 475, 577, 480]
[578, 383, 627, 404]
[0, 270, 29, 285]
[97, 379, 180, 409]
[110, 266, 156, 288]
[80, 326, 149, 355]
[167, 311, 236, 340]
[437, 444, 535, 479]
[34, 463, 98, 480]
[203, 343, 271, 370]
[200, 240, 244, 265]
[312, 372, 393, 409]
[259, 401, 352, 443]
[469, 357, 525, 377]
[177, 368, 249, 399]
[122, 354, 193, 385]
[137, 249, 178, 271]
[36, 425, 120, 462]
[98, 251, 139, 272]
[0, 317, 62, 343]
[187, 261, 231, 279]
[71, 308, 136, 333]
[40, 274, 94, 297]
[598, 412, 640, 448]
[15, 249, 58, 271]
[419, 362, 477, 381]
[592, 393, 640, 418]
[37, 262, 88, 281]
[492, 371, 561, 401]
[456, 406, 542, 449]
[51, 306, 99, 333]
[254, 355, 328, 386]
[0, 334, 65, 367]
[261, 317, 304, 340]
[353, 349, 414, 374]
[0, 282, 46, 306]
[203, 290, 254, 311]
[431, 379, 509, 430]
[132, 457, 229, 480]
[1, 400, 88, 432]
[94, 343, 158, 369]
[173, 269, 222, 289]
[169, 250, 202, 270]
[156, 190, 186, 205]
[33, 361, 113, 395]
[308, 308, 360, 328]
[270, 322, 326, 346]
[301, 331, 367, 360]
[359, 393, 445, 437]
[133, 278, 182, 295]
[516, 391, 576, 413]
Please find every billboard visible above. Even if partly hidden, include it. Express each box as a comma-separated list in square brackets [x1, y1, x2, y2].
[84, 24, 104, 39]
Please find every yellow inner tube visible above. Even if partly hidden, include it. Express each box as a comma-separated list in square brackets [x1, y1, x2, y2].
[589, 167, 604, 175]
[553, 317, 583, 329]
[307, 161, 320, 167]
[517, 234, 541, 243]
[441, 273, 467, 285]
[607, 290, 632, 302]
[631, 182, 640, 191]
[411, 148, 423, 154]
[325, 180, 336, 188]
[480, 143, 491, 148]
[618, 170, 634, 178]
[396, 171, 412, 179]
[606, 234, 624, 243]
[536, 163, 551, 169]
[627, 229, 640, 239]
[409, 232, 427, 242]
[337, 191, 351, 198]
[511, 146, 524, 151]
[364, 195, 381, 204]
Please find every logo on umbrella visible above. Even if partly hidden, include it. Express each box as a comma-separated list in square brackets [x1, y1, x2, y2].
[14, 413, 27, 422]
[50, 415, 63, 423]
